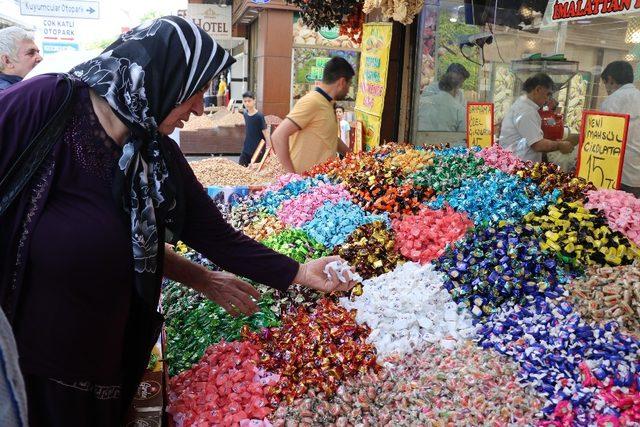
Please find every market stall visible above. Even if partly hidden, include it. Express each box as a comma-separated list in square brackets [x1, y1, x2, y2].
[162, 143, 640, 426]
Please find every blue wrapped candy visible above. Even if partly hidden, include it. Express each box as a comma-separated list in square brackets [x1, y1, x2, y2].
[302, 200, 388, 249]
[429, 170, 559, 226]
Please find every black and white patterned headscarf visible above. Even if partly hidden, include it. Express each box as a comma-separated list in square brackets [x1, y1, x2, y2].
[71, 17, 234, 284]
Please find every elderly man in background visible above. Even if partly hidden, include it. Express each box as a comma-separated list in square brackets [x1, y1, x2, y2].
[0, 26, 42, 91]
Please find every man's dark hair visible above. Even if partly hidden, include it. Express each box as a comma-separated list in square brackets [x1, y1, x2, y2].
[438, 73, 459, 92]
[447, 63, 470, 79]
[522, 73, 554, 92]
[242, 91, 255, 99]
[322, 57, 355, 84]
[601, 61, 634, 85]
[334, 104, 345, 112]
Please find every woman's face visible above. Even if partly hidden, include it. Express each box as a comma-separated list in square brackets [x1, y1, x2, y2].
[158, 89, 206, 135]
[336, 108, 344, 120]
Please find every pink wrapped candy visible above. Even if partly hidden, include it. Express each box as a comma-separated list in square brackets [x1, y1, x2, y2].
[276, 183, 350, 227]
[475, 144, 529, 174]
[258, 173, 304, 194]
[167, 341, 279, 427]
[392, 205, 473, 264]
[586, 189, 640, 246]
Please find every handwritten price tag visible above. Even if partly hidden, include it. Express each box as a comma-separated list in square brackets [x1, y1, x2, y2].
[466, 103, 494, 149]
[576, 111, 629, 190]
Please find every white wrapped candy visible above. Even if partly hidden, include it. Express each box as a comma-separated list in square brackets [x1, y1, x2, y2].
[323, 260, 363, 283]
[340, 262, 475, 359]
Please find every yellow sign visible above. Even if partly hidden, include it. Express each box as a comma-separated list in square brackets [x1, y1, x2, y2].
[576, 111, 629, 190]
[355, 110, 382, 150]
[466, 103, 494, 149]
[355, 23, 392, 117]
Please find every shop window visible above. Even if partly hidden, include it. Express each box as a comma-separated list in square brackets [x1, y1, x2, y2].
[412, 0, 640, 146]
[291, 14, 361, 113]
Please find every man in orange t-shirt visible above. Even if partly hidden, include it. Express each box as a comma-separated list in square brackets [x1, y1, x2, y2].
[272, 57, 354, 174]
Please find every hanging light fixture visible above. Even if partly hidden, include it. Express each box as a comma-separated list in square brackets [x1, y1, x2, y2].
[625, 17, 640, 44]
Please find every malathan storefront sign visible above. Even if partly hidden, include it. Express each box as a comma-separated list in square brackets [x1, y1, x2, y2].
[549, 0, 640, 22]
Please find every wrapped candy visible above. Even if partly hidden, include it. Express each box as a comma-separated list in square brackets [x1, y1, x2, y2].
[475, 144, 529, 173]
[340, 262, 475, 358]
[585, 189, 640, 246]
[524, 200, 640, 267]
[407, 153, 488, 193]
[167, 341, 279, 425]
[262, 229, 328, 263]
[382, 148, 434, 175]
[271, 343, 544, 426]
[477, 297, 640, 424]
[242, 215, 286, 242]
[353, 183, 435, 217]
[163, 281, 280, 376]
[392, 205, 473, 264]
[243, 298, 378, 402]
[433, 223, 563, 317]
[429, 170, 559, 226]
[276, 183, 350, 227]
[251, 176, 329, 214]
[516, 162, 596, 202]
[568, 264, 640, 337]
[302, 200, 387, 248]
[332, 221, 404, 279]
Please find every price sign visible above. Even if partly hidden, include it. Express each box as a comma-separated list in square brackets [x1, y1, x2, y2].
[466, 103, 494, 149]
[576, 111, 629, 190]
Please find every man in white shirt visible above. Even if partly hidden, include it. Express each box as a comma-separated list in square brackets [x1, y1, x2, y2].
[600, 61, 640, 197]
[499, 73, 574, 163]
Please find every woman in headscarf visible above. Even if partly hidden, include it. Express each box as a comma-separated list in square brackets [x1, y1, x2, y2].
[0, 16, 355, 425]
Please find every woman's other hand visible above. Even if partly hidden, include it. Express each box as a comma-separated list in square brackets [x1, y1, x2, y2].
[293, 256, 357, 293]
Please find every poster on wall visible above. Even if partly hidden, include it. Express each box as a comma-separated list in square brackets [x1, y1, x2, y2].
[293, 14, 360, 49]
[291, 48, 359, 106]
[355, 109, 382, 150]
[576, 110, 629, 190]
[354, 22, 392, 117]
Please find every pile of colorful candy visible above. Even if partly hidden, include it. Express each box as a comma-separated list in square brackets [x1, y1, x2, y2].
[333, 221, 403, 279]
[477, 297, 640, 424]
[302, 200, 387, 248]
[568, 264, 640, 337]
[433, 224, 563, 317]
[243, 298, 378, 403]
[276, 182, 350, 227]
[167, 341, 280, 425]
[382, 148, 434, 174]
[393, 205, 473, 264]
[262, 229, 328, 263]
[524, 200, 639, 267]
[475, 144, 528, 173]
[516, 162, 596, 202]
[586, 188, 640, 246]
[408, 153, 487, 193]
[340, 262, 474, 358]
[241, 215, 286, 242]
[430, 170, 558, 225]
[271, 343, 544, 426]
[163, 281, 280, 376]
[164, 143, 640, 425]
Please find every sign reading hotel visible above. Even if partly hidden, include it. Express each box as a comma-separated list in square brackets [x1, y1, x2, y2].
[576, 110, 629, 190]
[466, 103, 494, 149]
[186, 4, 232, 40]
[545, 0, 640, 24]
